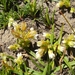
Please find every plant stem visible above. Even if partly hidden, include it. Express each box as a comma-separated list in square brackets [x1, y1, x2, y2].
[59, 11, 75, 34]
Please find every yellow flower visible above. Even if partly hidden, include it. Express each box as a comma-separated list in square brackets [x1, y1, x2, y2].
[56, 1, 64, 8]
[58, 45, 66, 52]
[67, 34, 75, 40]
[20, 22, 27, 31]
[37, 41, 44, 47]
[56, 0, 70, 8]
[48, 50, 55, 59]
[68, 41, 74, 47]
[35, 48, 46, 59]
[14, 53, 23, 65]
[24, 28, 37, 39]
[37, 40, 49, 47]
[8, 17, 14, 28]
[8, 44, 20, 50]
[12, 21, 19, 31]
[62, 39, 67, 44]
[62, 34, 75, 48]
[43, 32, 51, 38]
[0, 53, 7, 63]
[29, 30, 37, 37]
[70, 8, 75, 13]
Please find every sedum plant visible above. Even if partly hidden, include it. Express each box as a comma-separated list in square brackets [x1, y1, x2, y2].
[8, 18, 37, 50]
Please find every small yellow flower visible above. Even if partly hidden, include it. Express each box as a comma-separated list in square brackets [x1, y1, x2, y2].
[0, 53, 7, 63]
[13, 21, 18, 27]
[37, 40, 49, 47]
[62, 39, 67, 44]
[8, 17, 14, 28]
[26, 30, 37, 39]
[29, 30, 37, 37]
[56, 0, 70, 8]
[37, 41, 44, 47]
[58, 45, 66, 52]
[48, 50, 55, 59]
[56, 1, 64, 8]
[35, 48, 46, 59]
[20, 22, 27, 31]
[12, 21, 19, 31]
[70, 8, 75, 13]
[43, 32, 50, 38]
[62, 34, 75, 48]
[68, 41, 74, 47]
[67, 34, 75, 40]
[14, 53, 23, 65]
[8, 44, 20, 50]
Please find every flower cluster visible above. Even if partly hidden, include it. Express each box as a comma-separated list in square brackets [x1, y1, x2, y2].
[8, 17, 75, 63]
[35, 40, 50, 59]
[0, 52, 23, 67]
[8, 17, 37, 50]
[62, 34, 75, 48]
[35, 39, 56, 59]
[35, 32, 67, 59]
[35, 32, 55, 59]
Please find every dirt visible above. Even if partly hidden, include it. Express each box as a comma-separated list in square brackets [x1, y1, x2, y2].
[0, 0, 75, 75]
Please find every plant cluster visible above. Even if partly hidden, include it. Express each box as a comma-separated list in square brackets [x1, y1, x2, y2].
[8, 19, 37, 50]
[0, 0, 41, 29]
[0, 0, 75, 75]
[1, 17, 75, 75]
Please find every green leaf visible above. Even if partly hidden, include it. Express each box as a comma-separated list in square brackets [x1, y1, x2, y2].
[63, 56, 72, 69]
[58, 25, 63, 44]
[45, 8, 51, 26]
[52, 10, 55, 24]
[50, 24, 55, 45]
[23, 62, 28, 75]
[29, 51, 36, 57]
[29, 56, 43, 71]
[27, 68, 42, 75]
[42, 63, 48, 75]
